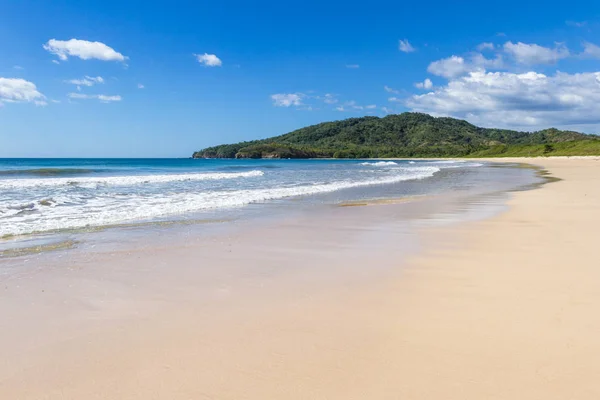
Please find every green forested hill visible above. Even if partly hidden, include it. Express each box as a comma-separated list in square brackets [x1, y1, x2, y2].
[193, 113, 598, 158]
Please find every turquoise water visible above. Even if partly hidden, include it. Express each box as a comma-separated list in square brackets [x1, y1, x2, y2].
[0, 158, 527, 239]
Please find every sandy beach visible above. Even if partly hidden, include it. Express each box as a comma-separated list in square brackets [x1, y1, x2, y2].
[1, 157, 599, 399]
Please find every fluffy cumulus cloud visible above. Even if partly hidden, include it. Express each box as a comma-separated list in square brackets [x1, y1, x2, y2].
[427, 52, 505, 79]
[503, 41, 569, 65]
[68, 93, 122, 102]
[471, 53, 504, 69]
[582, 42, 600, 59]
[415, 78, 433, 89]
[271, 93, 303, 107]
[0, 77, 46, 105]
[44, 39, 126, 62]
[477, 42, 495, 51]
[66, 76, 104, 87]
[406, 70, 600, 128]
[399, 39, 415, 53]
[195, 53, 222, 67]
[427, 56, 474, 78]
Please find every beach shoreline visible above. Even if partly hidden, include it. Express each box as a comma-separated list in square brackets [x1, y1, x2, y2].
[0, 158, 529, 264]
[1, 157, 599, 399]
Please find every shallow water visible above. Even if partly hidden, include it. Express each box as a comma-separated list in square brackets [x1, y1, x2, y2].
[0, 158, 542, 260]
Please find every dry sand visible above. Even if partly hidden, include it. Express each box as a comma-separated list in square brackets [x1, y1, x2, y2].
[1, 157, 599, 399]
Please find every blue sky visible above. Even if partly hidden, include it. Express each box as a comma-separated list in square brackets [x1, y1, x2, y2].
[1, 0, 600, 157]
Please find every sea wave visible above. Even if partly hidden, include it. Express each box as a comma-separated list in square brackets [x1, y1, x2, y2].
[0, 170, 265, 189]
[0, 167, 440, 236]
[359, 161, 399, 167]
[428, 160, 484, 168]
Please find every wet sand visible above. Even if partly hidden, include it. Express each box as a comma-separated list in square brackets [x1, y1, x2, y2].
[1, 157, 599, 399]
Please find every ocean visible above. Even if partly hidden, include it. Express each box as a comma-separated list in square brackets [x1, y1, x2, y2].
[0, 158, 541, 253]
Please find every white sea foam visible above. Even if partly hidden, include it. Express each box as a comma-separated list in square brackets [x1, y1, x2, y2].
[429, 160, 484, 168]
[0, 166, 440, 236]
[430, 160, 465, 164]
[359, 161, 398, 166]
[0, 170, 264, 189]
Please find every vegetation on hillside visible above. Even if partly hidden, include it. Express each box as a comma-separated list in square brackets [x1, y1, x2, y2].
[193, 113, 598, 159]
[466, 139, 600, 157]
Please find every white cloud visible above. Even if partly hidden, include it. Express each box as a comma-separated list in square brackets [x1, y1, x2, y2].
[271, 93, 303, 107]
[382, 106, 393, 114]
[384, 85, 399, 94]
[415, 78, 433, 89]
[427, 56, 475, 78]
[407, 70, 600, 128]
[270, 92, 370, 111]
[503, 41, 569, 65]
[346, 64, 360, 69]
[428, 53, 505, 79]
[137, 83, 145, 89]
[365, 104, 377, 109]
[477, 42, 495, 51]
[13, 65, 24, 70]
[471, 53, 505, 69]
[399, 39, 416, 53]
[195, 53, 222, 67]
[0, 77, 45, 105]
[335, 101, 368, 111]
[97, 95, 121, 102]
[323, 93, 338, 104]
[66, 76, 104, 87]
[344, 100, 364, 110]
[388, 97, 402, 102]
[582, 42, 600, 59]
[44, 39, 126, 62]
[68, 93, 122, 102]
[51, 60, 60, 65]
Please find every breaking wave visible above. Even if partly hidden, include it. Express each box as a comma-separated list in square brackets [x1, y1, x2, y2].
[0, 170, 265, 189]
[0, 167, 440, 236]
[359, 161, 399, 167]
